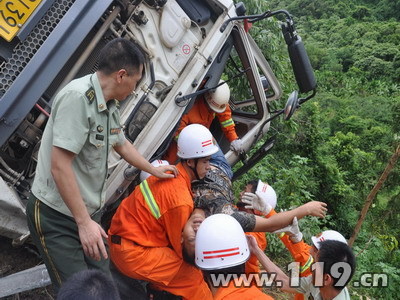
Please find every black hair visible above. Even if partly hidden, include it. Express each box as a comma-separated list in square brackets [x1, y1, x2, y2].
[97, 38, 145, 75]
[57, 269, 121, 300]
[203, 263, 246, 288]
[318, 240, 356, 291]
[182, 246, 196, 266]
[247, 179, 258, 193]
[236, 179, 258, 208]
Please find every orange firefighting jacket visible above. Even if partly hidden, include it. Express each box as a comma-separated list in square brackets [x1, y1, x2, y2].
[266, 209, 313, 300]
[245, 232, 267, 274]
[108, 163, 212, 299]
[109, 163, 193, 257]
[164, 96, 237, 164]
[177, 96, 238, 142]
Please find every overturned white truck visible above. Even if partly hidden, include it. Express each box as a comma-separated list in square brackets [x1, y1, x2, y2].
[0, 0, 316, 296]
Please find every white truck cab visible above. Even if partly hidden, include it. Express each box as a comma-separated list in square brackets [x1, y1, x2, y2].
[0, 2, 315, 294]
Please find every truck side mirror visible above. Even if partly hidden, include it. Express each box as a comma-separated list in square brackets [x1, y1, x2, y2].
[284, 90, 299, 120]
[282, 23, 316, 94]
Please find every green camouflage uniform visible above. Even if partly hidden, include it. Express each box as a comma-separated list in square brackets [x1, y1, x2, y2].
[192, 167, 256, 232]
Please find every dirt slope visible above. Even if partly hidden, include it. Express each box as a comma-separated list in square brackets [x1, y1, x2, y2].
[0, 236, 55, 299]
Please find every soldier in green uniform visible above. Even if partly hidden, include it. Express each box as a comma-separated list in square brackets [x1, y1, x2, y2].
[26, 38, 177, 291]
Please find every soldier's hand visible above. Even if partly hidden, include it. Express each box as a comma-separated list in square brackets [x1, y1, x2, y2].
[78, 219, 108, 261]
[152, 165, 178, 179]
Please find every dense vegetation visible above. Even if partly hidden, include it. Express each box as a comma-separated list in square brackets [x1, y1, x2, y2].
[235, 0, 400, 298]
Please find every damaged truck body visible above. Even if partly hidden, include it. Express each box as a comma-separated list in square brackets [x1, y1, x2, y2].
[0, 0, 316, 296]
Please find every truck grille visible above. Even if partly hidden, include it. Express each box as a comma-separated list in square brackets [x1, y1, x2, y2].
[0, 0, 75, 97]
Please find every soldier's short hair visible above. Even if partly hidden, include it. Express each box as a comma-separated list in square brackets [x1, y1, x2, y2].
[98, 38, 145, 75]
[57, 269, 120, 300]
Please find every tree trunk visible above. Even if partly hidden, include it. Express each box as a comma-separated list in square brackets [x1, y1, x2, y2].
[349, 144, 400, 247]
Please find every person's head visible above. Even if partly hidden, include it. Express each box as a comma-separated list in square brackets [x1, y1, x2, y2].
[195, 214, 250, 283]
[177, 124, 219, 181]
[205, 80, 230, 113]
[97, 38, 146, 101]
[241, 179, 258, 194]
[57, 269, 120, 300]
[310, 230, 348, 259]
[238, 180, 277, 213]
[140, 159, 170, 182]
[315, 240, 356, 292]
[182, 208, 206, 264]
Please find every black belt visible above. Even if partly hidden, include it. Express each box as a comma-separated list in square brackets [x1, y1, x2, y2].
[111, 235, 138, 246]
[111, 235, 121, 245]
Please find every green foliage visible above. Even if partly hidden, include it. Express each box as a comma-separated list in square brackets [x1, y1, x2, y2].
[378, 234, 399, 252]
[265, 233, 289, 260]
[237, 1, 399, 298]
[352, 5, 372, 20]
[352, 234, 400, 298]
[392, 99, 400, 133]
[354, 56, 393, 79]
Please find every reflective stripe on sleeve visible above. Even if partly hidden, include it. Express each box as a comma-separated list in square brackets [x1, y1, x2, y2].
[300, 255, 314, 274]
[140, 180, 161, 219]
[221, 118, 234, 128]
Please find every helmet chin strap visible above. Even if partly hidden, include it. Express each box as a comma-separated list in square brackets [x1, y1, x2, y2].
[204, 97, 213, 112]
[189, 158, 200, 181]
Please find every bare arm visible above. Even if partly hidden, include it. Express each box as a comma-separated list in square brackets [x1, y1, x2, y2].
[247, 235, 297, 293]
[253, 201, 327, 232]
[114, 139, 178, 178]
[51, 146, 108, 261]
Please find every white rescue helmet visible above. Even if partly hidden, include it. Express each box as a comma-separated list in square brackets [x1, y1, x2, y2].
[256, 180, 277, 210]
[205, 80, 230, 113]
[140, 160, 169, 182]
[311, 230, 347, 250]
[177, 124, 219, 159]
[195, 214, 250, 270]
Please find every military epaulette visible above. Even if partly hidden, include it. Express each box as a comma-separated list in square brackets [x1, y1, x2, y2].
[85, 87, 96, 104]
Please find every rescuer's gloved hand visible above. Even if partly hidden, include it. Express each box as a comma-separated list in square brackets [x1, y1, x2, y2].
[241, 192, 272, 215]
[272, 217, 303, 243]
[230, 138, 244, 154]
[287, 217, 303, 243]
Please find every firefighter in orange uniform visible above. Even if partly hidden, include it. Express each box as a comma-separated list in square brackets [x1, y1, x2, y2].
[238, 180, 274, 276]
[195, 214, 274, 299]
[270, 216, 313, 300]
[240, 180, 313, 299]
[164, 80, 243, 170]
[108, 124, 218, 300]
[279, 234, 313, 300]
